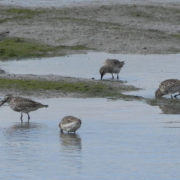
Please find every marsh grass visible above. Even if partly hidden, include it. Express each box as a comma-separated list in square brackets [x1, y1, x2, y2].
[57, 45, 90, 51]
[0, 38, 90, 60]
[6, 8, 42, 15]
[0, 78, 141, 100]
[6, 8, 43, 19]
[0, 38, 54, 60]
[0, 8, 44, 24]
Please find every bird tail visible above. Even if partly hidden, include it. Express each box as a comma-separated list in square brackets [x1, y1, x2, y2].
[43, 104, 48, 108]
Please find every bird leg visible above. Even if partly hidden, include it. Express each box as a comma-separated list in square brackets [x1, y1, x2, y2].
[60, 129, 63, 133]
[20, 112, 23, 122]
[27, 113, 30, 121]
[117, 74, 119, 80]
[111, 74, 114, 79]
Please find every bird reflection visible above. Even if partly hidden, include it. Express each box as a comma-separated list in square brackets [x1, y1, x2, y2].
[59, 133, 82, 152]
[59, 133, 82, 173]
[5, 122, 41, 137]
[159, 103, 180, 114]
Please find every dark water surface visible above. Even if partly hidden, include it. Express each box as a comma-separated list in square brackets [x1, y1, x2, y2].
[0, 98, 180, 179]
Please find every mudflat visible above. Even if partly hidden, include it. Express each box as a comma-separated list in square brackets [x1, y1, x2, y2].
[0, 1, 180, 99]
[0, 1, 180, 55]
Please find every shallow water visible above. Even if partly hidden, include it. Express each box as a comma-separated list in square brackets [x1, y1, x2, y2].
[1, 52, 180, 98]
[0, 97, 180, 179]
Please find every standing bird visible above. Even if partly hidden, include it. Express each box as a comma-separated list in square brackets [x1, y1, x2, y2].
[0, 94, 48, 121]
[99, 59, 124, 80]
[59, 116, 81, 133]
[155, 79, 180, 99]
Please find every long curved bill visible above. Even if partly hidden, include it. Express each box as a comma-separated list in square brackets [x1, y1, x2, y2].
[0, 99, 7, 106]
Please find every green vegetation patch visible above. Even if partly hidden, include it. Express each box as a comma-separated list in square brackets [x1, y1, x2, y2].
[6, 8, 42, 15]
[0, 8, 44, 23]
[0, 37, 91, 60]
[0, 37, 55, 60]
[6, 8, 43, 19]
[57, 44, 90, 51]
[0, 78, 141, 100]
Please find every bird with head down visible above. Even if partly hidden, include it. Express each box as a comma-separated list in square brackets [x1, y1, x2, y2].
[155, 79, 180, 99]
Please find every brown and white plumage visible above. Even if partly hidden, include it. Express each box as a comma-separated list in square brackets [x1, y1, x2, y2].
[0, 94, 48, 121]
[104, 59, 124, 67]
[155, 79, 180, 98]
[100, 59, 124, 80]
[59, 116, 81, 133]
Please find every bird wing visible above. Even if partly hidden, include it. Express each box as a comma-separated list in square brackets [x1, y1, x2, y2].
[14, 97, 44, 108]
[160, 80, 180, 94]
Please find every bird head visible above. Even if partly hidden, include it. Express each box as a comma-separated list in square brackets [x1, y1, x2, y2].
[155, 89, 163, 98]
[118, 61, 125, 68]
[0, 94, 13, 106]
[99, 66, 106, 80]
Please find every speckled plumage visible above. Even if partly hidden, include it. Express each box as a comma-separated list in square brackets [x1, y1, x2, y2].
[155, 79, 180, 98]
[104, 59, 124, 68]
[100, 59, 124, 80]
[0, 94, 48, 121]
[59, 116, 81, 133]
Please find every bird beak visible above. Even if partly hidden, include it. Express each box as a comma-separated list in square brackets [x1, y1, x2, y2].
[0, 99, 7, 106]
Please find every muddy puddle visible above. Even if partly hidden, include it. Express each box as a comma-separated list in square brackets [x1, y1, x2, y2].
[0, 97, 180, 179]
[1, 52, 180, 98]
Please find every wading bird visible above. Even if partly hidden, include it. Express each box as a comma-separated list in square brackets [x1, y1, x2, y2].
[155, 79, 180, 99]
[59, 116, 81, 133]
[99, 59, 124, 80]
[0, 94, 48, 121]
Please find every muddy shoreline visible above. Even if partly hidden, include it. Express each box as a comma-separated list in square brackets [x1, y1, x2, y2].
[0, 1, 180, 99]
[0, 73, 141, 99]
[0, 2, 180, 55]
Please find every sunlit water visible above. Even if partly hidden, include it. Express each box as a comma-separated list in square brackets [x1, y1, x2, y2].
[0, 97, 180, 180]
[1, 52, 180, 98]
